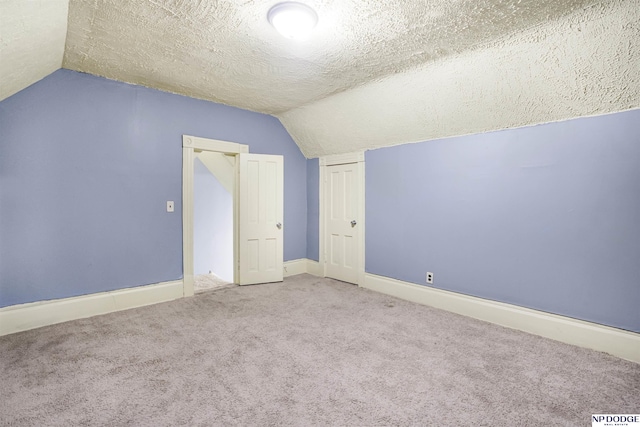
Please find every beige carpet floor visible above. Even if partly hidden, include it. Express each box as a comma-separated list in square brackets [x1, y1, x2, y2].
[1, 274, 638, 426]
[194, 273, 234, 294]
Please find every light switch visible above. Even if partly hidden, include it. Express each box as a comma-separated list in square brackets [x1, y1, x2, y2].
[167, 201, 174, 212]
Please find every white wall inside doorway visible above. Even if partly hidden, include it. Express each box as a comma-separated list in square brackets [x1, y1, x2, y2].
[193, 156, 234, 282]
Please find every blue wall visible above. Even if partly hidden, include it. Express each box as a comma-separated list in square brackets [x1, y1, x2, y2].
[193, 158, 233, 281]
[306, 158, 319, 261]
[0, 69, 307, 307]
[366, 109, 640, 333]
[3, 69, 637, 333]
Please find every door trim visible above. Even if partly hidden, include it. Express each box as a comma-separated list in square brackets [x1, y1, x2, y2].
[319, 152, 365, 285]
[182, 135, 248, 296]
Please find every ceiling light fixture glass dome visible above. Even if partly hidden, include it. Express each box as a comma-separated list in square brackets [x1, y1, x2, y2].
[268, 2, 318, 40]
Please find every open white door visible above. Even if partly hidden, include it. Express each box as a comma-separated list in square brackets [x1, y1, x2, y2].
[238, 153, 284, 285]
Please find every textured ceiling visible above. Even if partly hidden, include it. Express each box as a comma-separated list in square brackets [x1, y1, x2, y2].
[0, 0, 69, 101]
[281, 0, 640, 157]
[62, 0, 600, 115]
[3, 0, 637, 158]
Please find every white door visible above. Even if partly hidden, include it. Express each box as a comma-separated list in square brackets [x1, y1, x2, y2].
[238, 153, 284, 285]
[325, 162, 361, 284]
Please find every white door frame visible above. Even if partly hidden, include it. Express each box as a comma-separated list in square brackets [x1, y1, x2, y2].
[319, 152, 366, 286]
[182, 135, 248, 297]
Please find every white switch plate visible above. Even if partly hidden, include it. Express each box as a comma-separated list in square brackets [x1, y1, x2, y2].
[167, 201, 174, 212]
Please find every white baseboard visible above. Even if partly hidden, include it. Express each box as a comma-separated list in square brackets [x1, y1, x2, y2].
[283, 258, 323, 277]
[283, 259, 308, 277]
[306, 259, 323, 277]
[0, 280, 184, 337]
[362, 273, 640, 364]
[13, 268, 633, 363]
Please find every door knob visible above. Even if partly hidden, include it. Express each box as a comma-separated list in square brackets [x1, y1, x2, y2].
[351, 220, 357, 227]
[276, 222, 282, 229]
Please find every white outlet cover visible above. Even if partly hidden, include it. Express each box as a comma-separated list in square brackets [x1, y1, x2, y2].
[426, 272, 434, 284]
[167, 201, 174, 212]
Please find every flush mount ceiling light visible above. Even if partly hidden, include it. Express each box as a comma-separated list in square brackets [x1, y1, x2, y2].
[268, 2, 318, 41]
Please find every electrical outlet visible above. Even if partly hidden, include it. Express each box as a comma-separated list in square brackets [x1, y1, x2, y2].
[426, 272, 434, 284]
[167, 201, 174, 212]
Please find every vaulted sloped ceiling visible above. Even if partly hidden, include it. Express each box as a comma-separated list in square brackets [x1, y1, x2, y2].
[281, 0, 640, 157]
[62, 0, 599, 115]
[0, 0, 69, 101]
[1, 0, 638, 157]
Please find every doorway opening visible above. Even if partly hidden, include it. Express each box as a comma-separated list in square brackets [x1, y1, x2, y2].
[182, 135, 285, 296]
[193, 153, 235, 293]
[182, 136, 248, 297]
